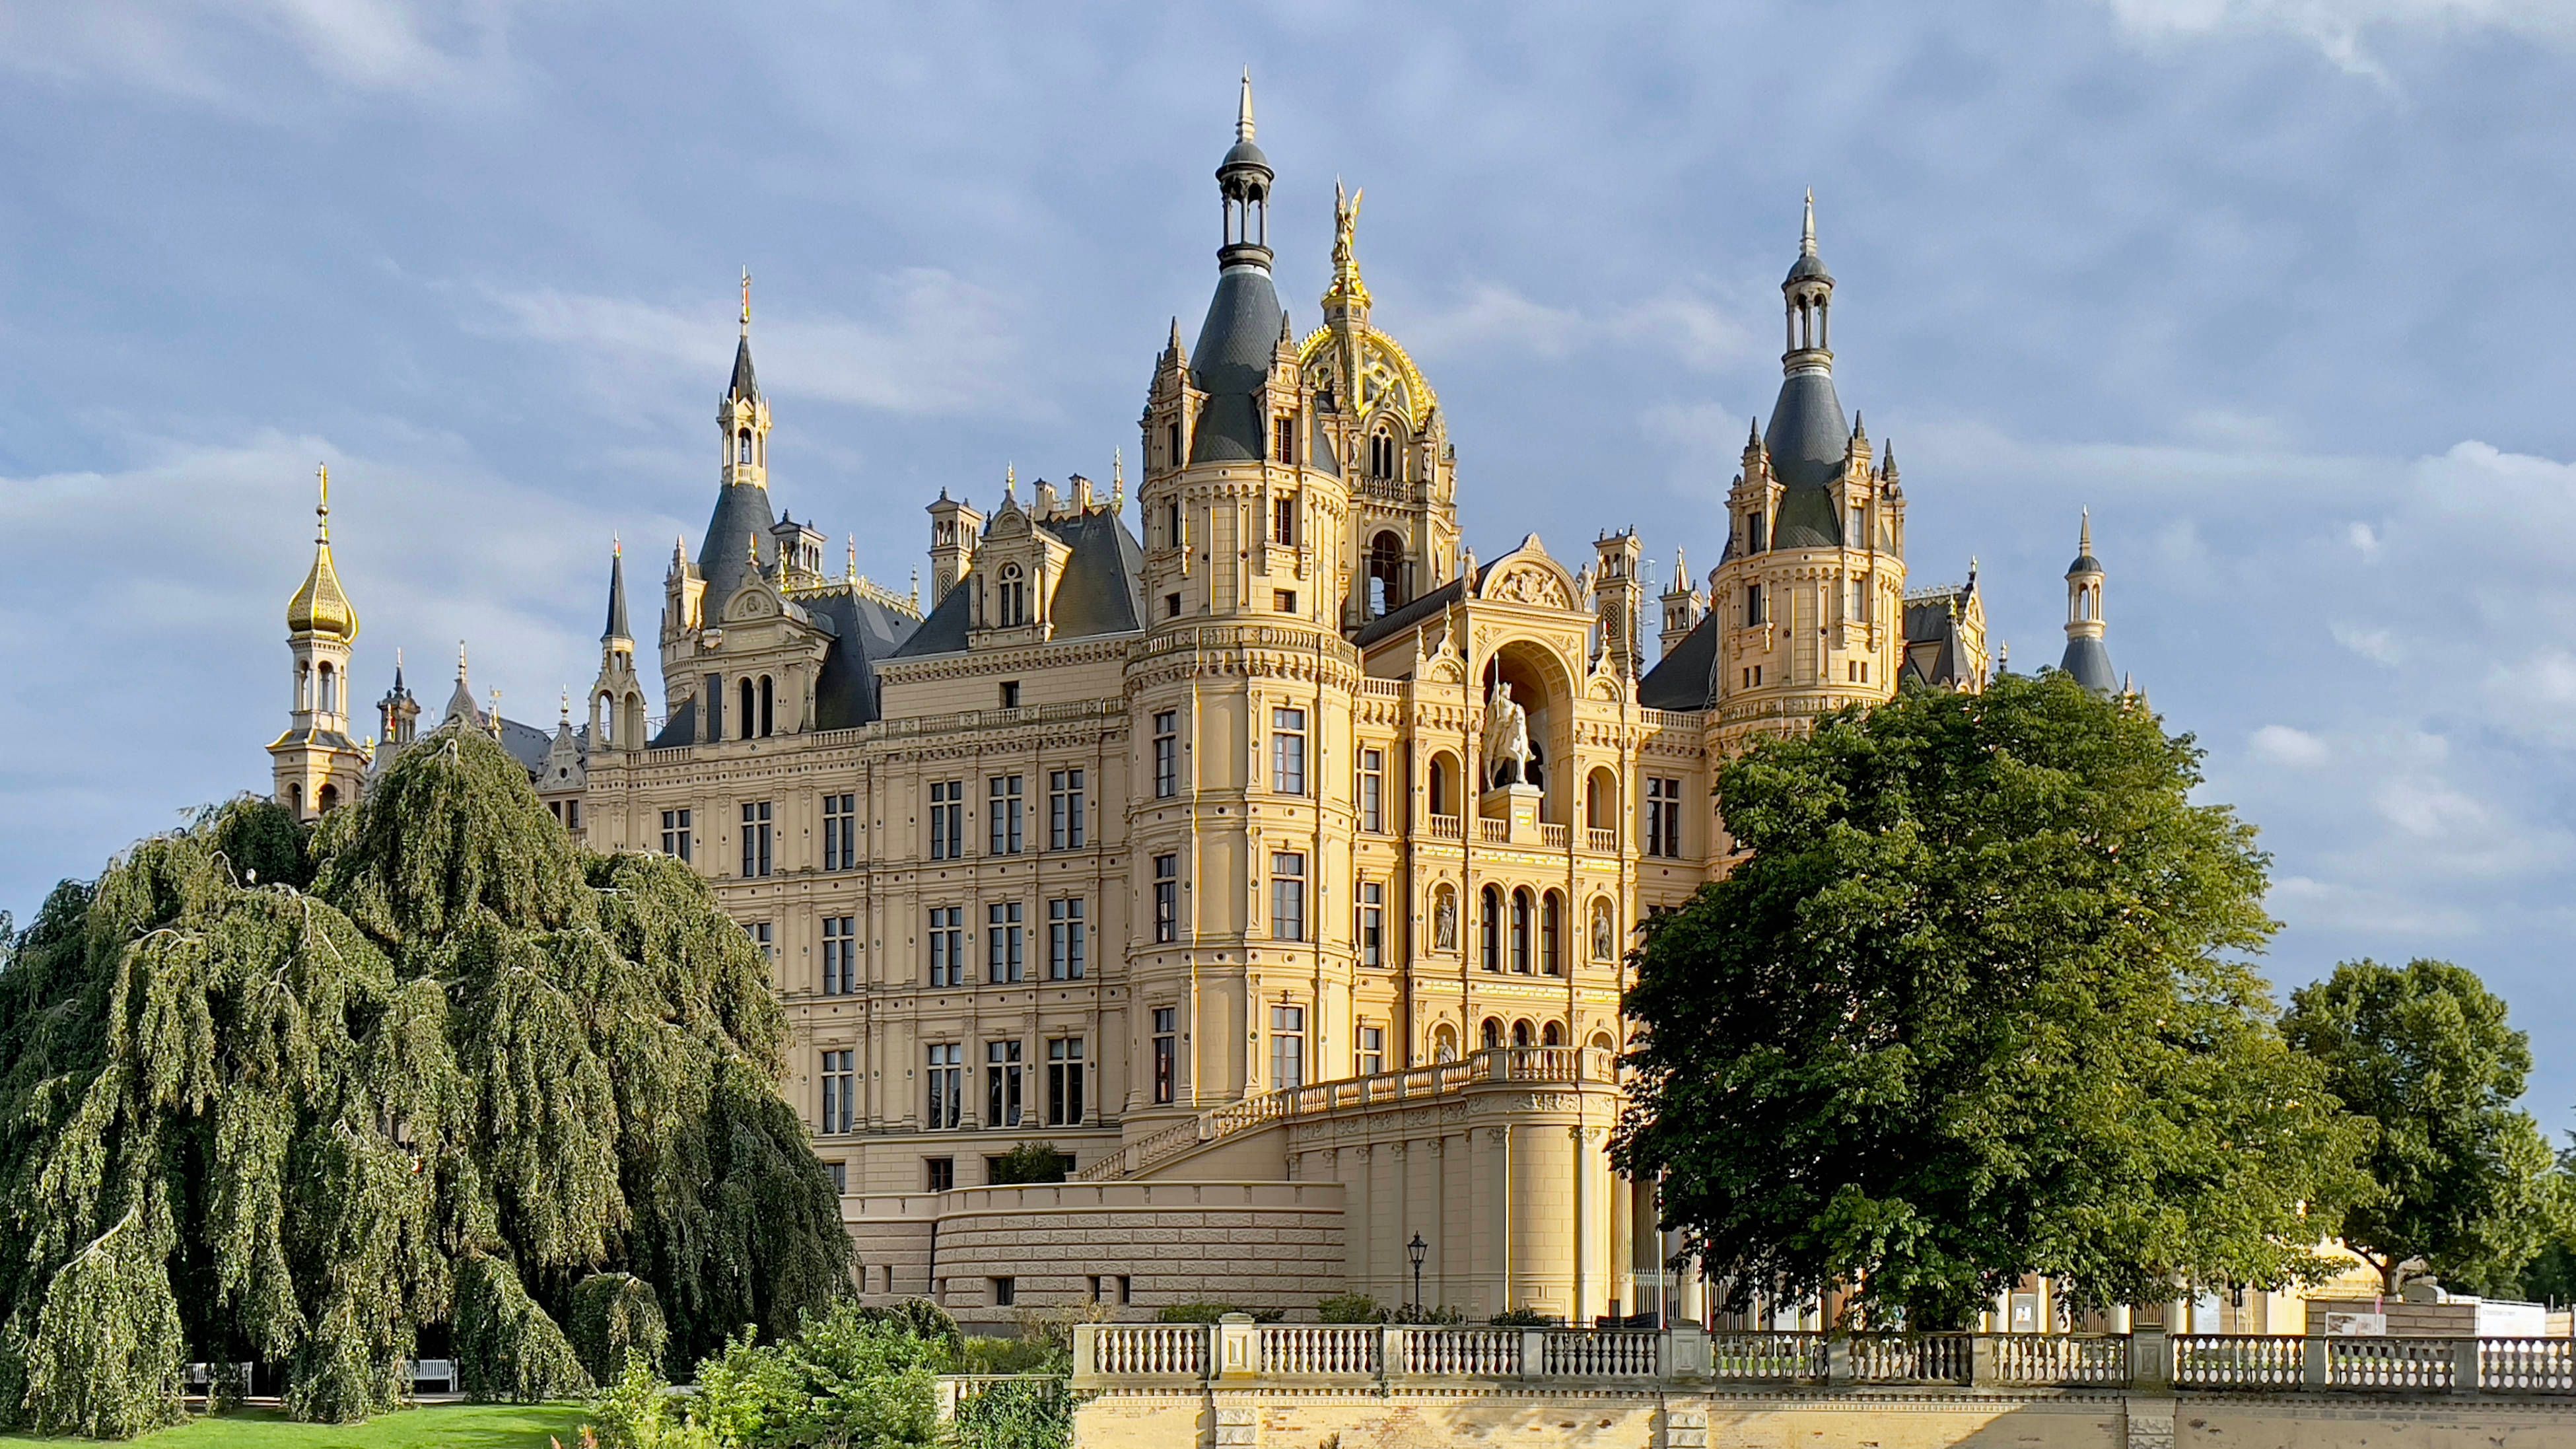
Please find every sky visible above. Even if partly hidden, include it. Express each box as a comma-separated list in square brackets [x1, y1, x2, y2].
[4, 0, 2575, 1116]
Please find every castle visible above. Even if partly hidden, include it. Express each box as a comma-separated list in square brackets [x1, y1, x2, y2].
[264, 78, 2127, 1329]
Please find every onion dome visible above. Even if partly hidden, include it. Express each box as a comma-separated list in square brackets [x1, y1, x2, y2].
[287, 464, 358, 640]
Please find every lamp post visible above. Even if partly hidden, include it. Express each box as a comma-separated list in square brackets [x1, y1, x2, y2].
[1407, 1232, 1428, 1314]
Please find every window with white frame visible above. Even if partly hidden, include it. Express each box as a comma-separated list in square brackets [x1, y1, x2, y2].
[986, 901, 1024, 983]
[1271, 708, 1306, 795]
[1153, 854, 1178, 943]
[740, 800, 773, 878]
[1152, 711, 1179, 798]
[987, 775, 1024, 855]
[1047, 768, 1086, 850]
[985, 1040, 1024, 1127]
[1357, 880, 1383, 968]
[927, 906, 963, 987]
[1269, 1004, 1306, 1090]
[660, 807, 693, 863]
[821, 792, 856, 870]
[928, 779, 963, 860]
[1046, 1037, 1086, 1126]
[925, 1043, 962, 1129]
[1270, 852, 1306, 942]
[1358, 748, 1383, 831]
[820, 1049, 856, 1134]
[821, 915, 857, 995]
[1047, 897, 1086, 981]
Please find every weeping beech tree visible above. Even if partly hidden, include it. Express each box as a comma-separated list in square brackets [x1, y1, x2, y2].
[0, 724, 849, 1433]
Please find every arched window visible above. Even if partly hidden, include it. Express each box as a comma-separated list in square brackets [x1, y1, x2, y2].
[758, 674, 775, 738]
[998, 564, 1026, 627]
[296, 660, 312, 713]
[737, 429, 753, 466]
[318, 783, 339, 814]
[1541, 1021, 1564, 1047]
[738, 677, 756, 740]
[1510, 1020, 1533, 1049]
[1589, 1030, 1616, 1054]
[1366, 531, 1405, 619]
[317, 662, 337, 715]
[1368, 427, 1395, 481]
[1510, 888, 1533, 974]
[1585, 767, 1618, 831]
[1480, 886, 1502, 973]
[289, 782, 304, 814]
[1480, 1018, 1503, 1051]
[1541, 891, 1564, 975]
[1429, 753, 1457, 818]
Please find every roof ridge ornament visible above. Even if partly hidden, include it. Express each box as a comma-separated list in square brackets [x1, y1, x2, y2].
[740, 267, 752, 336]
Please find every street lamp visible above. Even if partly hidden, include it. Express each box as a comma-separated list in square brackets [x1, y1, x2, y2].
[1407, 1232, 1428, 1314]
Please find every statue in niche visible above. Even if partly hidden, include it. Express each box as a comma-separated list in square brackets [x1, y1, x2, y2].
[1483, 680, 1532, 789]
[1433, 886, 1459, 952]
[1592, 898, 1616, 962]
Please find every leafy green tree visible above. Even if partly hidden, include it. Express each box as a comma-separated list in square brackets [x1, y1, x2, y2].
[1614, 672, 2366, 1329]
[0, 725, 849, 1433]
[986, 1143, 1070, 1185]
[2283, 958, 2559, 1294]
[571, 1273, 672, 1384]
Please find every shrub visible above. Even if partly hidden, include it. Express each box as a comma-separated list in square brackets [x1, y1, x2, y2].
[1487, 1307, 1557, 1327]
[955, 1376, 1070, 1449]
[454, 1253, 594, 1403]
[689, 1300, 944, 1448]
[987, 1143, 1071, 1185]
[1154, 1302, 1284, 1324]
[571, 1273, 671, 1385]
[1317, 1293, 1386, 1324]
[858, 1297, 961, 1357]
[1391, 1302, 1467, 1325]
[588, 1353, 714, 1449]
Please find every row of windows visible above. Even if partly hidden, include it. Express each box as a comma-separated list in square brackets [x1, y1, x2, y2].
[656, 763, 1683, 874]
[901, 1036, 1089, 1131]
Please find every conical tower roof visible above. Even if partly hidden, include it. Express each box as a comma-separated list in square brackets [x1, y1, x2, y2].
[287, 464, 359, 640]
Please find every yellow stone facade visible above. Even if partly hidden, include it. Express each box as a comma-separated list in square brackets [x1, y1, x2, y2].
[263, 83, 2042, 1329]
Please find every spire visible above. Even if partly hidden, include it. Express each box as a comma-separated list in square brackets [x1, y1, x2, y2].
[393, 647, 406, 694]
[741, 266, 752, 336]
[727, 269, 759, 402]
[1111, 446, 1125, 510]
[847, 534, 858, 582]
[287, 462, 359, 640]
[1189, 74, 1286, 464]
[1801, 188, 1817, 258]
[1237, 67, 1255, 143]
[603, 538, 631, 643]
[2060, 511, 2117, 693]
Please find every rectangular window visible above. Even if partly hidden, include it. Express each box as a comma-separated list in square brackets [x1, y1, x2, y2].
[986, 901, 1024, 984]
[828, 1161, 847, 1195]
[1270, 851, 1306, 942]
[925, 1043, 962, 1129]
[1046, 1037, 1086, 1126]
[566, 799, 580, 830]
[1166, 423, 1182, 476]
[1358, 1024, 1385, 1078]
[1152, 1007, 1177, 1106]
[1166, 592, 1181, 619]
[660, 807, 693, 863]
[821, 915, 857, 995]
[1164, 497, 1182, 548]
[1047, 897, 1087, 981]
[991, 1276, 1016, 1308]
[1048, 768, 1086, 851]
[748, 920, 774, 964]
[1358, 880, 1383, 968]
[1358, 748, 1384, 831]
[1273, 419, 1295, 470]
[1745, 511, 1765, 554]
[1270, 1004, 1305, 1090]
[1747, 583, 1766, 627]
[820, 1049, 855, 1135]
[927, 906, 963, 987]
[987, 775, 1024, 855]
[928, 780, 963, 860]
[1274, 588, 1297, 612]
[1152, 712, 1179, 798]
[740, 800, 773, 878]
[821, 792, 856, 871]
[1119, 1275, 1132, 1306]
[986, 1040, 1024, 1127]
[926, 1156, 955, 1192]
[1271, 708, 1306, 796]
[1153, 854, 1179, 943]
[998, 680, 1020, 709]
[1647, 777, 1684, 859]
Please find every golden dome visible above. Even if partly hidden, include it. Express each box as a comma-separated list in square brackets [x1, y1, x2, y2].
[287, 466, 359, 640]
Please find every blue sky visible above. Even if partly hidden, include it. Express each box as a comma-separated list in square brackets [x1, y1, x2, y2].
[6, 1, 2575, 1117]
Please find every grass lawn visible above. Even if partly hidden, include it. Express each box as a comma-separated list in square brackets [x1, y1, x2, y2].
[0, 1402, 592, 1448]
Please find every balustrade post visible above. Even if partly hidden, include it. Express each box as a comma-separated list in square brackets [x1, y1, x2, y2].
[1826, 1337, 1854, 1386]
[1520, 1327, 1548, 1381]
[1071, 1322, 1099, 1384]
[2129, 1327, 2169, 1392]
[1379, 1325, 1404, 1384]
[1968, 1334, 1998, 1388]
[2453, 1337, 2480, 1396]
[2301, 1335, 2330, 1390]
[1666, 1323, 1710, 1382]
[1216, 1315, 1258, 1382]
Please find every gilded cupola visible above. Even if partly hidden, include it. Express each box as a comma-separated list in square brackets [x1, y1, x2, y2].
[287, 464, 359, 641]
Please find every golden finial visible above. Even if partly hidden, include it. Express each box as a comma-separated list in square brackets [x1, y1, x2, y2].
[1801, 188, 1817, 258]
[1237, 67, 1255, 143]
[1111, 446, 1125, 510]
[560, 688, 571, 724]
[489, 686, 503, 738]
[910, 566, 920, 610]
[741, 267, 752, 335]
[1004, 462, 1017, 501]
[847, 534, 858, 581]
[316, 462, 331, 540]
[1327, 179, 1370, 316]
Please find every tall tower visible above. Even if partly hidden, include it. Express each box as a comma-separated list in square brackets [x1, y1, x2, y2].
[269, 464, 370, 818]
[591, 540, 647, 750]
[1592, 529, 1644, 676]
[1710, 194, 1908, 751]
[376, 650, 420, 754]
[2058, 512, 2119, 694]
[1124, 75, 1358, 1121]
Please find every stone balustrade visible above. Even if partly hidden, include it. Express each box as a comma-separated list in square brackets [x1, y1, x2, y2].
[1072, 1320, 2576, 1397]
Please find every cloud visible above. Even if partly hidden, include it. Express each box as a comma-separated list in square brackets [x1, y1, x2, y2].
[2330, 621, 2402, 664]
[2100, 0, 2576, 75]
[1404, 283, 1755, 372]
[473, 270, 1037, 419]
[0, 0, 524, 108]
[2250, 724, 2332, 767]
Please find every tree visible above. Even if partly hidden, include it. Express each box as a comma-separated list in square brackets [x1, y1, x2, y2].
[2283, 958, 2559, 1295]
[0, 724, 849, 1433]
[1613, 671, 2366, 1329]
[987, 1143, 1070, 1185]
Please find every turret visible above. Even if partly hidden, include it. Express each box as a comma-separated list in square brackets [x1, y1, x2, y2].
[2058, 512, 2119, 695]
[1657, 548, 1704, 660]
[591, 540, 647, 750]
[1593, 529, 1644, 676]
[269, 464, 370, 818]
[926, 489, 985, 600]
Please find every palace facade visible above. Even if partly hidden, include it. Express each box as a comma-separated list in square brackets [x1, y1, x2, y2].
[265, 79, 2129, 1329]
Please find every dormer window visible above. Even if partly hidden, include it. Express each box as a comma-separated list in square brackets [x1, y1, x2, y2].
[998, 564, 1026, 627]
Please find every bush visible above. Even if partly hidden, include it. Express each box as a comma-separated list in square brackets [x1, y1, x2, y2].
[858, 1297, 961, 1357]
[454, 1254, 594, 1403]
[959, 1335, 1062, 1376]
[589, 1353, 714, 1449]
[1392, 1302, 1467, 1325]
[1154, 1302, 1284, 1324]
[571, 1273, 671, 1385]
[690, 1300, 944, 1448]
[954, 1376, 1070, 1449]
[1487, 1307, 1558, 1327]
[1318, 1292, 1386, 1324]
[987, 1143, 1070, 1185]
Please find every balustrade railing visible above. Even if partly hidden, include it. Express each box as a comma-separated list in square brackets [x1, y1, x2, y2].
[1586, 827, 1619, 853]
[1427, 813, 1463, 840]
[1478, 818, 1511, 843]
[2173, 1335, 2306, 1390]
[1538, 823, 1571, 848]
[1072, 1325, 2576, 1396]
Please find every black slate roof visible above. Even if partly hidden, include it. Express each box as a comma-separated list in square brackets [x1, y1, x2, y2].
[728, 334, 759, 400]
[808, 589, 924, 729]
[1636, 614, 1721, 711]
[1352, 578, 1465, 652]
[2059, 636, 2119, 695]
[1901, 592, 1976, 689]
[649, 695, 697, 748]
[1764, 369, 1850, 547]
[604, 549, 631, 641]
[1189, 267, 1286, 464]
[889, 509, 1146, 660]
[697, 483, 777, 615]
